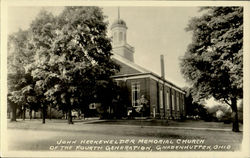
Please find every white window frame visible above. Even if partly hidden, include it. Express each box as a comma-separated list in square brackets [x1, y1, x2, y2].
[177, 95, 180, 111]
[159, 88, 163, 109]
[166, 91, 170, 109]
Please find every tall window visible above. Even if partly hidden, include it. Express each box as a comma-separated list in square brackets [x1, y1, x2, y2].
[159, 89, 163, 108]
[172, 94, 175, 110]
[182, 96, 185, 111]
[166, 91, 170, 109]
[177, 95, 180, 111]
[132, 82, 140, 107]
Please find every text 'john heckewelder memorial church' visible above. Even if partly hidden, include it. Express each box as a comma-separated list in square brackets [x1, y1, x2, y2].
[109, 11, 186, 120]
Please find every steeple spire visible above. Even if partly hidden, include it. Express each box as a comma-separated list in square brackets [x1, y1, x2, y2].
[118, 7, 120, 20]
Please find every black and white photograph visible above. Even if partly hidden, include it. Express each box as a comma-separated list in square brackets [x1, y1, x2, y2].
[1, 0, 249, 157]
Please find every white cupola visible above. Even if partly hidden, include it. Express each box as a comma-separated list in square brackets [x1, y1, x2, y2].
[111, 8, 134, 62]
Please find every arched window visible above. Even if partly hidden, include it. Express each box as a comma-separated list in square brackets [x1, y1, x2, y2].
[119, 32, 123, 41]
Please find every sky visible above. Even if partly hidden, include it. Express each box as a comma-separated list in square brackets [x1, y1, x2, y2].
[7, 6, 201, 88]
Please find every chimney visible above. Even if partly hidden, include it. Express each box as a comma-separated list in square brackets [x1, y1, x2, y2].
[160, 54, 165, 79]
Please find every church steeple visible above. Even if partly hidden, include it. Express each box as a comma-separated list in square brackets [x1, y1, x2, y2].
[111, 7, 134, 62]
[111, 8, 127, 46]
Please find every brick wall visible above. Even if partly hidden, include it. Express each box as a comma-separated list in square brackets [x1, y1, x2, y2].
[149, 78, 159, 118]
[115, 76, 186, 120]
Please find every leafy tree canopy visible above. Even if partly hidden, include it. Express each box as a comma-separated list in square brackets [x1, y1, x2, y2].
[181, 7, 243, 104]
[181, 7, 243, 131]
[8, 7, 120, 123]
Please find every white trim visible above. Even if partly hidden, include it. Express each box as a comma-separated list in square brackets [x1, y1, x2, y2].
[114, 74, 151, 81]
[159, 89, 163, 109]
[166, 91, 170, 110]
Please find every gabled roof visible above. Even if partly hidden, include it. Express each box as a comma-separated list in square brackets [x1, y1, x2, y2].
[111, 54, 185, 94]
[112, 54, 150, 73]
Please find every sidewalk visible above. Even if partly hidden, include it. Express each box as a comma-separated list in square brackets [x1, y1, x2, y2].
[86, 119, 243, 132]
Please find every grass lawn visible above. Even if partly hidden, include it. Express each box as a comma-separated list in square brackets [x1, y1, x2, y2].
[6, 119, 243, 152]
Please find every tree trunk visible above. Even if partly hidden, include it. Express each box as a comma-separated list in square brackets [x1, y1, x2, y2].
[29, 109, 32, 120]
[34, 111, 36, 119]
[67, 109, 73, 124]
[22, 106, 26, 120]
[10, 104, 17, 122]
[42, 105, 46, 124]
[231, 98, 239, 132]
[49, 105, 52, 120]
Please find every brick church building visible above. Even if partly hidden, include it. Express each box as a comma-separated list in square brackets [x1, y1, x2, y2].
[110, 13, 186, 120]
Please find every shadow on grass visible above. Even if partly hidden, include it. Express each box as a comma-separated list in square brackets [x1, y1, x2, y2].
[88, 119, 170, 126]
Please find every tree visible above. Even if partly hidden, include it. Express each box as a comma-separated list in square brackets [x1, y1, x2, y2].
[8, 29, 36, 121]
[8, 7, 119, 124]
[181, 7, 243, 132]
[28, 7, 119, 124]
[113, 82, 131, 118]
[183, 87, 213, 121]
[27, 10, 58, 124]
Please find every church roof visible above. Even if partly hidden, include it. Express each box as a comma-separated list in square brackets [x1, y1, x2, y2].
[111, 54, 185, 94]
[112, 54, 150, 73]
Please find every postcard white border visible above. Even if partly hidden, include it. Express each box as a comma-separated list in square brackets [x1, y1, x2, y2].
[1, 0, 250, 158]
